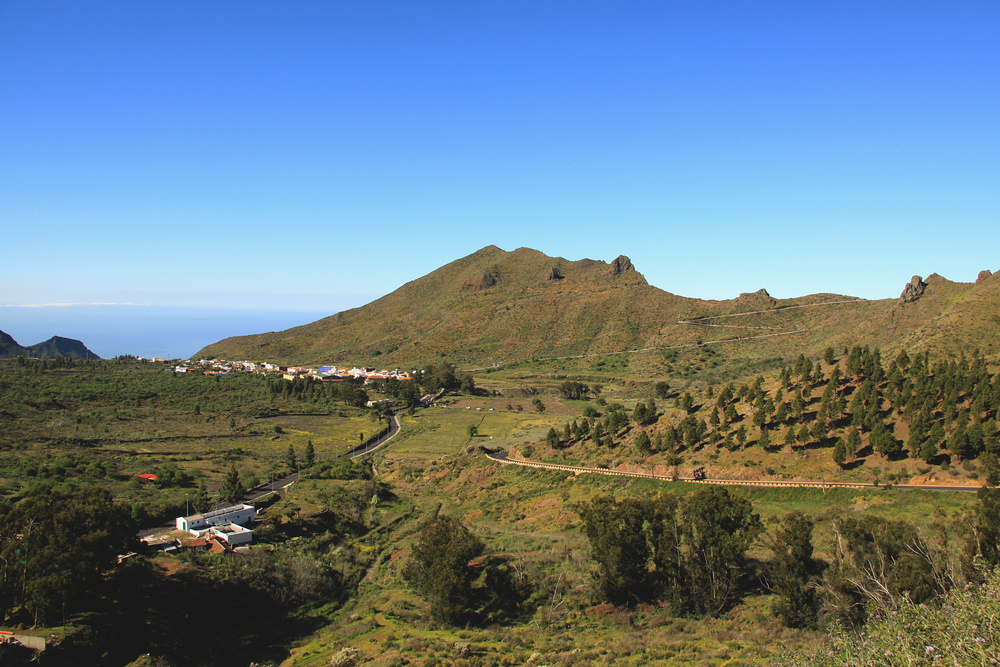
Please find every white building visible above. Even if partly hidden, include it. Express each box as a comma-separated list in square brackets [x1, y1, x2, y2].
[209, 523, 253, 546]
[175, 504, 256, 533]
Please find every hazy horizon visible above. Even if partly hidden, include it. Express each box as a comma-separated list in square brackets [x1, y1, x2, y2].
[0, 304, 352, 360]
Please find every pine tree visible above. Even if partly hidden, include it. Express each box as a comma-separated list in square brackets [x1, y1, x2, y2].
[758, 427, 771, 450]
[304, 440, 315, 468]
[810, 419, 826, 443]
[193, 482, 211, 513]
[847, 428, 862, 457]
[219, 466, 245, 505]
[833, 438, 848, 467]
[286, 444, 298, 472]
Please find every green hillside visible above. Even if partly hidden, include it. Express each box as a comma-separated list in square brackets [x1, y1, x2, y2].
[0, 330, 30, 357]
[195, 247, 999, 374]
[28, 335, 101, 359]
[0, 331, 100, 359]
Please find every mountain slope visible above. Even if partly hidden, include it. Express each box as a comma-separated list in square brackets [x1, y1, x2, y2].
[195, 247, 999, 368]
[0, 330, 31, 357]
[27, 336, 101, 359]
[199, 246, 699, 365]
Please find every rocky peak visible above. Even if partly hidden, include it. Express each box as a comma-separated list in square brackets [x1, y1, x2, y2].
[977, 270, 993, 284]
[607, 255, 635, 277]
[736, 288, 777, 308]
[900, 275, 927, 304]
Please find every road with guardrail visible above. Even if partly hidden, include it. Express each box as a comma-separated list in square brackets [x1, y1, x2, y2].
[484, 450, 979, 493]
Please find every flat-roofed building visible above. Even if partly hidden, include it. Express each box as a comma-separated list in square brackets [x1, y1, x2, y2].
[175, 504, 256, 533]
[209, 522, 253, 546]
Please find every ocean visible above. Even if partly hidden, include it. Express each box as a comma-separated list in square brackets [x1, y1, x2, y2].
[0, 305, 339, 360]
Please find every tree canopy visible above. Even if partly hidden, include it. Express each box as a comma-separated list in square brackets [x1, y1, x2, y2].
[0, 487, 137, 625]
[579, 487, 762, 616]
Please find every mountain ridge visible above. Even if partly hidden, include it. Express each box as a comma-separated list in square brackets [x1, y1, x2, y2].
[194, 246, 999, 369]
[0, 330, 101, 359]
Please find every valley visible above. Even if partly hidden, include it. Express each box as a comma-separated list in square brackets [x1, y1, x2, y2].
[1, 249, 999, 666]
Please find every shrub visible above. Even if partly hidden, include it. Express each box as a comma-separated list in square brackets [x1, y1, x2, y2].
[783, 569, 1000, 666]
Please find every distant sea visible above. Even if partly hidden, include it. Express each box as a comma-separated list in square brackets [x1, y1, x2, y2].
[0, 305, 341, 360]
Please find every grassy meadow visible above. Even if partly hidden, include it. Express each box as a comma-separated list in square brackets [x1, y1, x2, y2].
[0, 353, 995, 666]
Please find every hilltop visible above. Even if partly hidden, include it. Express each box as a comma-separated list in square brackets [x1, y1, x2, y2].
[0, 330, 31, 357]
[195, 246, 999, 373]
[0, 330, 100, 359]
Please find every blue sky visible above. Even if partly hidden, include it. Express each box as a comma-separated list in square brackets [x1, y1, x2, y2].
[2, 2, 998, 355]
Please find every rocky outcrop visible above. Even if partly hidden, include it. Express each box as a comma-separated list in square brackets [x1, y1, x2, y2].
[899, 275, 927, 303]
[546, 266, 564, 282]
[461, 267, 501, 292]
[606, 255, 635, 276]
[736, 288, 778, 308]
[977, 270, 993, 284]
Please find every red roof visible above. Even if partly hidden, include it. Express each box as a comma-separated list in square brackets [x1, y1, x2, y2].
[137, 473, 157, 481]
[209, 538, 230, 554]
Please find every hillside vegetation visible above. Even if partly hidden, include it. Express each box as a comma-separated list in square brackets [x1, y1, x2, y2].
[195, 247, 1000, 373]
[2, 351, 1000, 665]
[522, 346, 1000, 491]
[5, 249, 1000, 666]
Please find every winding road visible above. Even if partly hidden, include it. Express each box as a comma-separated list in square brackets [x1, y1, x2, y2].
[484, 450, 979, 493]
[347, 412, 401, 459]
[340, 396, 978, 494]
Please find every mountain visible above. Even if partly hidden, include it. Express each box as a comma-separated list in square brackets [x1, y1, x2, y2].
[26, 336, 100, 359]
[0, 330, 31, 357]
[195, 246, 999, 369]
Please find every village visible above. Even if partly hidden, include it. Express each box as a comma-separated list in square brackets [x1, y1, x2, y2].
[148, 357, 415, 384]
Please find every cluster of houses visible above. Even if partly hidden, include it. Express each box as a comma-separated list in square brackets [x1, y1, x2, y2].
[141, 503, 257, 555]
[160, 358, 414, 385]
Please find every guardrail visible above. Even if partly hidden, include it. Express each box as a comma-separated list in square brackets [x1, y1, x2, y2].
[485, 452, 976, 492]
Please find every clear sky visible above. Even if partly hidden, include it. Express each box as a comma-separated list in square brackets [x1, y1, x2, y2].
[2, 2, 998, 340]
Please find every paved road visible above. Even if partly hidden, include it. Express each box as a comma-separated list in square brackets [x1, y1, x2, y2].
[485, 450, 980, 493]
[347, 412, 401, 459]
[244, 472, 299, 502]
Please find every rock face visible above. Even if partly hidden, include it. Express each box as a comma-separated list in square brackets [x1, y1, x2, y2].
[736, 288, 778, 308]
[607, 255, 635, 276]
[977, 270, 993, 284]
[546, 266, 564, 282]
[900, 275, 928, 303]
[461, 267, 502, 292]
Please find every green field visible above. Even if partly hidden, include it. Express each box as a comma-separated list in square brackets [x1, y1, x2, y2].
[0, 355, 996, 666]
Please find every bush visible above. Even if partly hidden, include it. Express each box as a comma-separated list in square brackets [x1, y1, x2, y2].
[784, 569, 1000, 666]
[405, 515, 485, 624]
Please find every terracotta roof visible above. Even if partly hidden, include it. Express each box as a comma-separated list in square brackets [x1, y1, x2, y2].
[209, 538, 230, 554]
